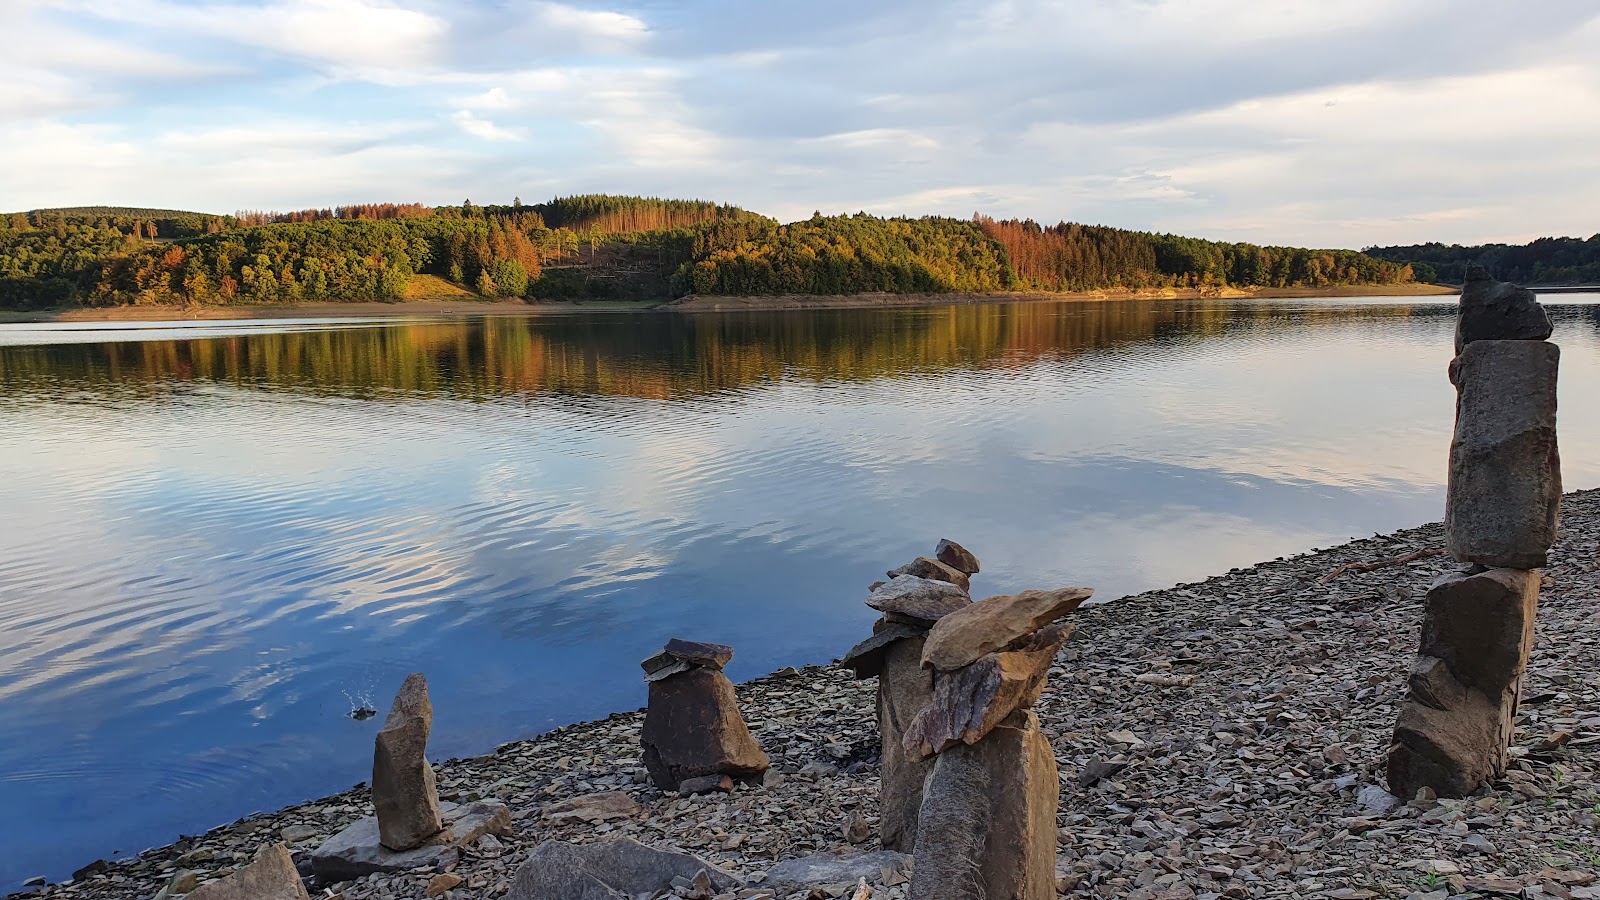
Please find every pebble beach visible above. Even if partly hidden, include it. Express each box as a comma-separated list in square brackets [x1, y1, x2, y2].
[15, 490, 1600, 900]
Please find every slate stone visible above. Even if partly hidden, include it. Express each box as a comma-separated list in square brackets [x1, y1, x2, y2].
[1446, 340, 1561, 568]
[888, 556, 970, 592]
[662, 638, 734, 669]
[866, 575, 971, 623]
[764, 850, 913, 893]
[1456, 269, 1553, 353]
[372, 673, 442, 851]
[640, 666, 769, 791]
[911, 710, 1059, 900]
[1389, 656, 1508, 799]
[922, 587, 1092, 672]
[876, 634, 935, 852]
[508, 838, 741, 900]
[902, 622, 1073, 760]
[840, 622, 924, 679]
[309, 800, 512, 882]
[186, 843, 309, 900]
[935, 539, 981, 575]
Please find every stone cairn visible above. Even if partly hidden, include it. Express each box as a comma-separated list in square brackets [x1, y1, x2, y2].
[310, 673, 513, 880]
[845, 540, 1093, 899]
[640, 638, 771, 794]
[1388, 267, 1560, 799]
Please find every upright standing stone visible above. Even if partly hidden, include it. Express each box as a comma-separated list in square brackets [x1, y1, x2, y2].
[1389, 568, 1540, 798]
[373, 673, 443, 851]
[876, 635, 935, 852]
[910, 710, 1059, 900]
[640, 641, 770, 791]
[1446, 340, 1560, 569]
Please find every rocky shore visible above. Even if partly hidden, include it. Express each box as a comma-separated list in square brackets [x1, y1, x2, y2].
[16, 490, 1599, 900]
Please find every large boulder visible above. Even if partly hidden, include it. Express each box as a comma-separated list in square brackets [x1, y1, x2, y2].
[910, 710, 1059, 900]
[310, 800, 512, 882]
[876, 634, 936, 852]
[922, 587, 1092, 672]
[641, 666, 770, 791]
[1446, 340, 1560, 569]
[888, 557, 970, 592]
[764, 850, 913, 893]
[867, 575, 971, 624]
[1456, 269, 1553, 353]
[935, 539, 981, 575]
[186, 843, 309, 900]
[1389, 568, 1539, 798]
[508, 838, 741, 900]
[902, 623, 1073, 760]
[372, 673, 443, 851]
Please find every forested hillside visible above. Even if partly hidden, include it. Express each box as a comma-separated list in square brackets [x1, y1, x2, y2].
[1366, 236, 1600, 285]
[0, 197, 1420, 310]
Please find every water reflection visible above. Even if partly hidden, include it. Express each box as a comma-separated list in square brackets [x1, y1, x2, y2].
[1, 296, 1598, 885]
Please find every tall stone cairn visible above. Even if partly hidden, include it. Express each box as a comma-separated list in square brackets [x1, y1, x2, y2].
[1388, 267, 1559, 799]
[842, 538, 980, 851]
[373, 673, 444, 851]
[639, 639, 770, 792]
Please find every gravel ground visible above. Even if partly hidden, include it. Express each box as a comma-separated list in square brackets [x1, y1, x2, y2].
[16, 490, 1599, 900]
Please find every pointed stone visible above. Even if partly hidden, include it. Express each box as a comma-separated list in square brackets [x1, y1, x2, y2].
[902, 623, 1073, 760]
[888, 557, 970, 592]
[921, 587, 1092, 672]
[1446, 340, 1560, 568]
[373, 673, 442, 851]
[1456, 269, 1553, 353]
[935, 539, 981, 575]
[866, 575, 970, 624]
[640, 667, 769, 791]
[186, 843, 309, 900]
[910, 710, 1058, 900]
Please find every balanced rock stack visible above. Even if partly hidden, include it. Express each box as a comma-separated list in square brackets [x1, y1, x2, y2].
[1389, 267, 1559, 799]
[310, 674, 513, 880]
[640, 638, 771, 793]
[842, 538, 981, 851]
[906, 586, 1090, 900]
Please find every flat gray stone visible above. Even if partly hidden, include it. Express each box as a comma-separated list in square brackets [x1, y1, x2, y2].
[309, 800, 512, 882]
[1446, 339, 1561, 568]
[841, 622, 924, 679]
[888, 556, 970, 592]
[509, 838, 741, 900]
[764, 850, 913, 892]
[186, 843, 309, 900]
[866, 575, 971, 624]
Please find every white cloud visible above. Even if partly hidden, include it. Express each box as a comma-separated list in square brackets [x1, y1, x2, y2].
[530, 2, 648, 51]
[451, 110, 527, 142]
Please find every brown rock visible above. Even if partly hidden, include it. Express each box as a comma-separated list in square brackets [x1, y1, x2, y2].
[841, 623, 925, 679]
[1389, 568, 1539, 798]
[866, 575, 970, 624]
[910, 710, 1058, 900]
[640, 666, 770, 791]
[877, 634, 936, 852]
[1446, 339, 1560, 568]
[427, 873, 463, 897]
[185, 843, 309, 900]
[921, 587, 1092, 672]
[1456, 269, 1553, 353]
[542, 791, 642, 824]
[373, 673, 443, 851]
[935, 539, 981, 575]
[902, 623, 1073, 760]
[888, 557, 970, 592]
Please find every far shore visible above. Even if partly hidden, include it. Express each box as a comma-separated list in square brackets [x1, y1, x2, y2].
[0, 282, 1460, 324]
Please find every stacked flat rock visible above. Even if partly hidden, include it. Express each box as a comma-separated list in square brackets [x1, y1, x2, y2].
[310, 675, 513, 880]
[639, 639, 770, 793]
[1390, 270, 1560, 800]
[907, 586, 1091, 900]
[842, 539, 979, 852]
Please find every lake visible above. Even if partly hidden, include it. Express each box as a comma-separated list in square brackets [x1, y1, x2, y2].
[2, 295, 1598, 885]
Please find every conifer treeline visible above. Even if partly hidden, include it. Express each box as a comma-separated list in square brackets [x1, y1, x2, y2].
[1366, 236, 1600, 285]
[1, 197, 1421, 309]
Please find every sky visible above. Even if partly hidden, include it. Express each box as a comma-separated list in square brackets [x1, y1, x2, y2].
[3, 0, 1599, 249]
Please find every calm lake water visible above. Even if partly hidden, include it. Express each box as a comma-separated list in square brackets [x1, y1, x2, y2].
[3, 296, 1599, 884]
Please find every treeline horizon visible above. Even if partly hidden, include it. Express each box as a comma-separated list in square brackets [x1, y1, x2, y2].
[0, 194, 1577, 310]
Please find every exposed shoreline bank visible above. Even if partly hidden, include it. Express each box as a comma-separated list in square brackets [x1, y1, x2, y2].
[0, 283, 1459, 324]
[17, 489, 1598, 899]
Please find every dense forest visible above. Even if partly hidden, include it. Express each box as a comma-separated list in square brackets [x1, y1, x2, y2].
[1367, 236, 1600, 285]
[0, 195, 1423, 310]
